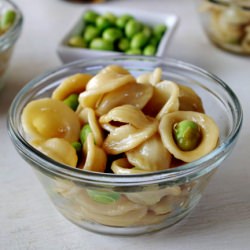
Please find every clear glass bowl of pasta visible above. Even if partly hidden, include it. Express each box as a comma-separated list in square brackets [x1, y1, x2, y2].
[197, 0, 250, 55]
[7, 55, 242, 235]
[0, 0, 23, 90]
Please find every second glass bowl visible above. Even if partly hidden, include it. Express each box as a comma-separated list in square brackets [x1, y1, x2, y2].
[197, 0, 250, 55]
[0, 0, 23, 90]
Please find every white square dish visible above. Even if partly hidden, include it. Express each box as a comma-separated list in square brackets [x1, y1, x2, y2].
[57, 6, 179, 63]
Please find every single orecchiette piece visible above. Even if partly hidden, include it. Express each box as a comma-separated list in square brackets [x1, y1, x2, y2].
[149, 196, 173, 215]
[75, 189, 145, 216]
[126, 134, 172, 171]
[242, 28, 250, 52]
[52, 73, 92, 100]
[99, 105, 159, 154]
[31, 138, 78, 167]
[21, 98, 80, 142]
[96, 81, 153, 116]
[126, 185, 181, 206]
[136, 211, 170, 226]
[143, 80, 180, 119]
[80, 133, 107, 172]
[99, 64, 130, 75]
[210, 10, 243, 44]
[220, 5, 250, 25]
[111, 158, 149, 174]
[137, 67, 162, 85]
[178, 85, 204, 113]
[76, 203, 147, 227]
[159, 111, 219, 162]
[73, 188, 148, 227]
[79, 66, 136, 109]
[78, 107, 104, 146]
[54, 178, 83, 199]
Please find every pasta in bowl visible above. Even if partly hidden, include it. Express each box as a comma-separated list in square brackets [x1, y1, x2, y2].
[7, 56, 242, 235]
[197, 0, 250, 55]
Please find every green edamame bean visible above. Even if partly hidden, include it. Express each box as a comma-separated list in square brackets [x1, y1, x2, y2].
[68, 35, 86, 48]
[102, 28, 122, 43]
[83, 10, 99, 24]
[63, 93, 79, 111]
[71, 141, 82, 154]
[130, 32, 148, 49]
[125, 19, 142, 39]
[80, 124, 92, 145]
[125, 48, 141, 55]
[116, 14, 134, 29]
[1, 10, 16, 31]
[142, 25, 152, 39]
[173, 120, 201, 151]
[117, 37, 130, 51]
[149, 36, 160, 47]
[103, 12, 117, 25]
[83, 25, 100, 43]
[96, 16, 112, 31]
[90, 37, 114, 51]
[143, 44, 156, 56]
[153, 24, 167, 38]
[87, 189, 120, 204]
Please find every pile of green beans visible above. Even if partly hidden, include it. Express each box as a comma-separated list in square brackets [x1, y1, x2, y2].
[68, 10, 167, 56]
[0, 9, 16, 35]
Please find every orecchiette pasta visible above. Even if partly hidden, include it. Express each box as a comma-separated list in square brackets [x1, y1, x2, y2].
[159, 111, 219, 162]
[22, 65, 219, 172]
[137, 67, 162, 85]
[126, 134, 172, 172]
[79, 66, 136, 110]
[125, 185, 181, 206]
[178, 85, 204, 113]
[22, 98, 80, 142]
[75, 189, 144, 216]
[99, 105, 159, 154]
[111, 158, 148, 174]
[242, 30, 250, 52]
[143, 80, 180, 119]
[201, 0, 250, 54]
[95, 81, 153, 116]
[78, 107, 104, 146]
[80, 133, 107, 172]
[52, 73, 92, 100]
[31, 138, 78, 167]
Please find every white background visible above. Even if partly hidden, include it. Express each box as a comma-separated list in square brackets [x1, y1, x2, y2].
[0, 0, 249, 249]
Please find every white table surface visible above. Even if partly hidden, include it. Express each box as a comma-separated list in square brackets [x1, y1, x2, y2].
[1, 0, 250, 249]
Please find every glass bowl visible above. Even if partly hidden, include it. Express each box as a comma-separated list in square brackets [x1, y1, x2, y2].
[197, 0, 250, 55]
[7, 55, 242, 236]
[0, 0, 23, 90]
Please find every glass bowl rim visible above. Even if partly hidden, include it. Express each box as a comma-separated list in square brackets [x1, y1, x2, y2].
[7, 55, 243, 185]
[0, 0, 23, 46]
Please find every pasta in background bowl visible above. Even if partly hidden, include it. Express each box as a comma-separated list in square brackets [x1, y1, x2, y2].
[197, 0, 250, 55]
[7, 56, 242, 235]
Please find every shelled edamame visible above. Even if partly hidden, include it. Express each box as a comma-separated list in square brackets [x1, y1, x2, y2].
[0, 9, 16, 36]
[68, 10, 168, 56]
